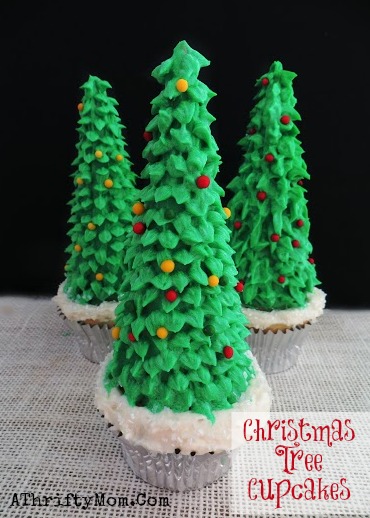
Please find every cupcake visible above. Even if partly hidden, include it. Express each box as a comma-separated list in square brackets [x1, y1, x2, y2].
[227, 61, 326, 374]
[96, 349, 271, 491]
[53, 75, 138, 363]
[94, 40, 272, 491]
[241, 288, 326, 374]
[54, 282, 117, 364]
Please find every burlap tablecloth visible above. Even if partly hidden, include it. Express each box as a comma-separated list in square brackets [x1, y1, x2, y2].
[0, 296, 369, 517]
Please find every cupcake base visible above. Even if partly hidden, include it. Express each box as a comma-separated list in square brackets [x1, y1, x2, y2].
[246, 323, 311, 374]
[117, 431, 232, 491]
[95, 350, 272, 490]
[57, 306, 114, 364]
[242, 288, 326, 374]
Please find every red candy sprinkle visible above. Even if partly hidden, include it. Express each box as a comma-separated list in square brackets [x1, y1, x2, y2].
[271, 234, 280, 242]
[261, 78, 269, 86]
[128, 332, 136, 342]
[278, 275, 285, 283]
[223, 346, 234, 359]
[298, 180, 304, 186]
[248, 128, 257, 135]
[234, 221, 242, 229]
[143, 131, 153, 141]
[308, 257, 315, 264]
[265, 153, 275, 162]
[257, 191, 267, 201]
[165, 290, 178, 302]
[235, 281, 244, 292]
[292, 240, 300, 248]
[196, 175, 210, 188]
[280, 115, 291, 124]
[133, 222, 146, 234]
[296, 219, 304, 227]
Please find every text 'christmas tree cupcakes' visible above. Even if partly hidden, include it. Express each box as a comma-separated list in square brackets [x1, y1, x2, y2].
[95, 40, 272, 491]
[53, 75, 138, 363]
[227, 60, 326, 374]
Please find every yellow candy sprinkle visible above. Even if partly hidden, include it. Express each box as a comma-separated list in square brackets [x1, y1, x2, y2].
[161, 260, 175, 273]
[111, 327, 120, 340]
[208, 275, 219, 287]
[76, 177, 84, 185]
[132, 202, 145, 215]
[74, 244, 82, 252]
[95, 150, 103, 158]
[116, 154, 124, 161]
[104, 179, 113, 188]
[87, 222, 96, 230]
[156, 327, 168, 339]
[223, 207, 231, 218]
[96, 273, 104, 281]
[176, 78, 188, 92]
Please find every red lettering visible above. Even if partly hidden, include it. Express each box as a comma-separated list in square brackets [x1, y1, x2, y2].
[344, 420, 355, 441]
[330, 482, 339, 500]
[243, 419, 253, 441]
[339, 478, 351, 500]
[275, 443, 304, 475]
[303, 477, 316, 500]
[304, 453, 322, 472]
[317, 478, 330, 500]
[247, 478, 258, 500]
[275, 479, 291, 510]
[291, 483, 303, 500]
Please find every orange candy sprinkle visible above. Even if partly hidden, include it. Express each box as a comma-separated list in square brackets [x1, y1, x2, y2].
[74, 244, 82, 252]
[77, 103, 84, 111]
[132, 202, 145, 215]
[104, 179, 113, 188]
[96, 273, 104, 281]
[95, 150, 103, 158]
[87, 222, 96, 230]
[161, 260, 175, 273]
[223, 207, 231, 218]
[116, 154, 124, 161]
[76, 177, 84, 185]
[156, 327, 168, 339]
[208, 275, 219, 287]
[176, 78, 189, 92]
[111, 327, 121, 340]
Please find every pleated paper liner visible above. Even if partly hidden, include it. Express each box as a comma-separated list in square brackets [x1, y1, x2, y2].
[100, 414, 233, 492]
[57, 306, 114, 364]
[246, 322, 311, 374]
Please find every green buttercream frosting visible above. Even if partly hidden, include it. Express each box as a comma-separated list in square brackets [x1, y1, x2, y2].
[64, 75, 138, 306]
[104, 41, 255, 423]
[227, 61, 321, 311]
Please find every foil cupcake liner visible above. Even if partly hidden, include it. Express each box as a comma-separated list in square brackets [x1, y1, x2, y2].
[246, 323, 311, 374]
[57, 307, 113, 364]
[116, 433, 233, 491]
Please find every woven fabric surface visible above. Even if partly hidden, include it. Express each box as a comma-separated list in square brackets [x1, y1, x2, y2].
[0, 296, 369, 517]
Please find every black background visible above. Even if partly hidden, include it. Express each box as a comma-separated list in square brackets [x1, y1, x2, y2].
[1, 1, 370, 307]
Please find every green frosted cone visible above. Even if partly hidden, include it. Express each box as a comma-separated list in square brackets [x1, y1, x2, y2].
[64, 75, 138, 306]
[104, 41, 255, 423]
[227, 61, 321, 311]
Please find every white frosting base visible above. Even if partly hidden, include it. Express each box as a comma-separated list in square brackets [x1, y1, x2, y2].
[52, 281, 117, 322]
[242, 287, 326, 330]
[95, 351, 272, 455]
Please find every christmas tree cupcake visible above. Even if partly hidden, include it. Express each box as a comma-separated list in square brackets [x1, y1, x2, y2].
[227, 61, 326, 374]
[53, 75, 138, 363]
[95, 41, 271, 491]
